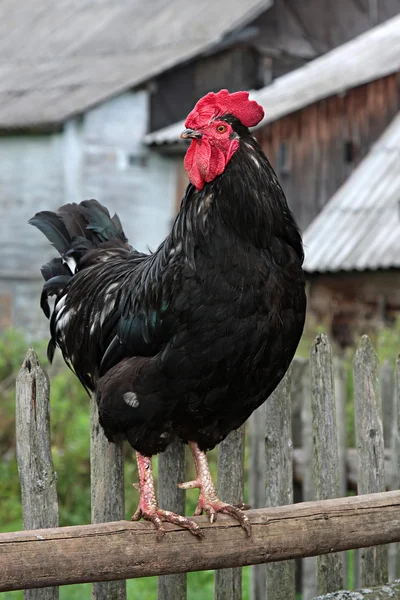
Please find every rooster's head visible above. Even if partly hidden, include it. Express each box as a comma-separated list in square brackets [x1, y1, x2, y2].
[181, 89, 264, 191]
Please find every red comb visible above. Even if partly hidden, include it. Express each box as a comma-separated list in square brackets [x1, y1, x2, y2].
[185, 89, 264, 130]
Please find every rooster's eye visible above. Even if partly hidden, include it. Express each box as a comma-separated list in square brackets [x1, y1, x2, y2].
[216, 124, 227, 133]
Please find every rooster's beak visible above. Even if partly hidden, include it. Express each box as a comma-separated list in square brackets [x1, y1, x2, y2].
[180, 129, 203, 140]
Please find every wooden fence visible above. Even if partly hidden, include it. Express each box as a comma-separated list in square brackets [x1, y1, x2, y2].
[3, 333, 400, 599]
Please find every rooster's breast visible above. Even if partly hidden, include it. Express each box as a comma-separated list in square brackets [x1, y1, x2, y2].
[157, 243, 306, 450]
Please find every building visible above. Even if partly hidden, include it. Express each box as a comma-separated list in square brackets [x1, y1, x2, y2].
[146, 14, 400, 231]
[1, 0, 400, 336]
[0, 0, 272, 335]
[303, 112, 400, 346]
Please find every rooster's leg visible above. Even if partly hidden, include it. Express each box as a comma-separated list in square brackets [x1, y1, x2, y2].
[132, 452, 203, 539]
[178, 441, 251, 536]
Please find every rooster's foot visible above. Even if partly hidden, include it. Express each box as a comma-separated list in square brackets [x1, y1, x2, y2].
[132, 502, 203, 540]
[179, 442, 252, 536]
[133, 452, 203, 540]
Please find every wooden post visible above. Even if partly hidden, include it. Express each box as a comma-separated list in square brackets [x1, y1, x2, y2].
[333, 356, 348, 587]
[158, 440, 187, 600]
[16, 349, 59, 600]
[391, 356, 400, 581]
[381, 360, 395, 447]
[310, 335, 343, 595]
[383, 359, 398, 581]
[353, 335, 388, 587]
[265, 370, 295, 600]
[90, 396, 126, 600]
[299, 358, 317, 600]
[396, 357, 400, 491]
[249, 406, 266, 600]
[215, 427, 245, 600]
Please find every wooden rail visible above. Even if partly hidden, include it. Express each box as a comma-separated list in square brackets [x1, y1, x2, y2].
[2, 491, 400, 593]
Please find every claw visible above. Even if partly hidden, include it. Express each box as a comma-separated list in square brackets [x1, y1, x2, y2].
[132, 506, 203, 540]
[178, 479, 200, 490]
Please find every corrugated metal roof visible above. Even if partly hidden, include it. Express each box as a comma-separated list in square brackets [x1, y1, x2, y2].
[0, 0, 271, 128]
[303, 112, 400, 273]
[144, 14, 400, 146]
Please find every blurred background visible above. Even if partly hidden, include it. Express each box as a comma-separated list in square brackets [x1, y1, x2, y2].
[1, 1, 400, 598]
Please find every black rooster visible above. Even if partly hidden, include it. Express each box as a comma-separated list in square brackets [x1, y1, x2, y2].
[30, 90, 306, 538]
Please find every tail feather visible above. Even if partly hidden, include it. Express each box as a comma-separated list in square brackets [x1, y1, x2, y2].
[30, 199, 130, 329]
[57, 203, 95, 241]
[80, 199, 128, 243]
[28, 211, 71, 255]
[40, 257, 71, 282]
[29, 199, 128, 254]
[40, 275, 71, 318]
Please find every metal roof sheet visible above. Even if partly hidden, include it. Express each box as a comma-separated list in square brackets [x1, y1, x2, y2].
[0, 0, 271, 128]
[303, 112, 400, 273]
[145, 14, 400, 146]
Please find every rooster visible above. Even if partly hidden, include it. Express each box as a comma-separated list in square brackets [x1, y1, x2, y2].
[30, 89, 306, 538]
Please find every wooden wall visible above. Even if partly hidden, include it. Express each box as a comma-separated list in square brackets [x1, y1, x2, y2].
[150, 47, 261, 132]
[307, 270, 400, 347]
[258, 73, 400, 230]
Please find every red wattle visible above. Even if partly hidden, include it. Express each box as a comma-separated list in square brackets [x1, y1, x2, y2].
[184, 139, 239, 191]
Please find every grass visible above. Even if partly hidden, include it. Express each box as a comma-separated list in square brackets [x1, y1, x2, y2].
[1, 569, 251, 599]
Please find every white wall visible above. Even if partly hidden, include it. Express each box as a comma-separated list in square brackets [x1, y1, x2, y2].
[0, 89, 178, 337]
[81, 90, 177, 252]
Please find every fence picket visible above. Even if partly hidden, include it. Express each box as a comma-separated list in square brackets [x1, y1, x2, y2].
[297, 358, 318, 600]
[16, 349, 59, 600]
[353, 335, 388, 587]
[249, 406, 266, 600]
[310, 335, 344, 595]
[90, 396, 126, 600]
[158, 440, 187, 600]
[381, 360, 395, 447]
[265, 369, 295, 600]
[392, 356, 400, 580]
[215, 427, 245, 600]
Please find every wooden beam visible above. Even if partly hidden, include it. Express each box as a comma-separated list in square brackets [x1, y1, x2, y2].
[2, 491, 400, 592]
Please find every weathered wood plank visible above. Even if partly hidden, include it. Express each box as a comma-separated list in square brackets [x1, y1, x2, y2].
[249, 406, 266, 600]
[90, 396, 126, 600]
[381, 360, 395, 448]
[215, 427, 245, 600]
[2, 492, 400, 592]
[158, 440, 187, 600]
[333, 356, 348, 588]
[389, 356, 400, 581]
[299, 358, 317, 600]
[15, 348, 59, 600]
[353, 335, 388, 587]
[265, 370, 295, 600]
[310, 335, 343, 595]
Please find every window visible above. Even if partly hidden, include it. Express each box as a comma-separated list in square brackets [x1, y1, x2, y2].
[344, 141, 357, 164]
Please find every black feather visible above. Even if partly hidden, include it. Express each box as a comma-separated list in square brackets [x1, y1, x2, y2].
[40, 258, 70, 282]
[29, 212, 71, 254]
[57, 203, 93, 240]
[40, 275, 71, 318]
